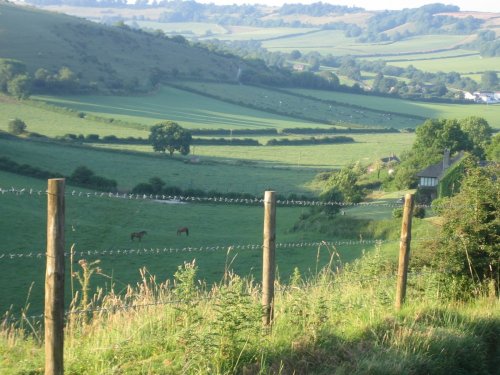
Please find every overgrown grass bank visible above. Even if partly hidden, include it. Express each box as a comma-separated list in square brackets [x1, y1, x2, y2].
[1, 251, 498, 374]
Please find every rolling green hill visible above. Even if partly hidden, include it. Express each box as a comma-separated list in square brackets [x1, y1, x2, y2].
[0, 2, 247, 92]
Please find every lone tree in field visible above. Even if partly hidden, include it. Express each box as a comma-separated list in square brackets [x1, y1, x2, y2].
[149, 121, 192, 156]
[8, 118, 27, 135]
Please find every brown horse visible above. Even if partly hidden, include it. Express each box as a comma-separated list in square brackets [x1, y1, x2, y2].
[177, 227, 189, 236]
[131, 230, 147, 241]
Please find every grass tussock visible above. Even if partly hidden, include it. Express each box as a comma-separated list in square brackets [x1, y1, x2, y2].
[1, 250, 499, 374]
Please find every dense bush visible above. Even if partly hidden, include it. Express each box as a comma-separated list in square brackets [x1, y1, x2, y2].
[0, 156, 61, 179]
[69, 166, 117, 192]
[427, 164, 499, 293]
[130, 177, 313, 202]
[7, 118, 27, 135]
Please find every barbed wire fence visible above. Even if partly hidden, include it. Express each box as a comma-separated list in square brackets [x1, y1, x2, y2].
[2, 179, 427, 374]
[0, 186, 433, 208]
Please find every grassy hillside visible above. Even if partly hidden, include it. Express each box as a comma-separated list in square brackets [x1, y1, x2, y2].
[34, 83, 423, 130]
[0, 3, 245, 91]
[31, 86, 327, 131]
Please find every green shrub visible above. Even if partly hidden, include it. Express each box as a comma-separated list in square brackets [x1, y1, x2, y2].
[7, 118, 27, 135]
[392, 207, 403, 218]
[413, 206, 426, 218]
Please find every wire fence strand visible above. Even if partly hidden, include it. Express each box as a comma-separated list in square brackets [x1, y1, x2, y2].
[0, 237, 440, 261]
[0, 186, 434, 208]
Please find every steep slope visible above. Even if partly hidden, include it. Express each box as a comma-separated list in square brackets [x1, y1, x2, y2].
[0, 2, 248, 91]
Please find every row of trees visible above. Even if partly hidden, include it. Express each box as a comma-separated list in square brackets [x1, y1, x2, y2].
[200, 38, 493, 99]
[0, 59, 82, 99]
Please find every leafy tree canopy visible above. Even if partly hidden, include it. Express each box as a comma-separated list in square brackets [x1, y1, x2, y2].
[7, 118, 27, 135]
[149, 121, 192, 156]
[432, 163, 499, 290]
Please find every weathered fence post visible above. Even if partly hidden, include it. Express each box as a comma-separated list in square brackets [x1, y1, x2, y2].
[262, 191, 276, 326]
[45, 178, 65, 375]
[395, 193, 414, 311]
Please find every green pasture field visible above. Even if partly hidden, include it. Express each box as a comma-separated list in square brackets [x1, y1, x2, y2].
[0, 170, 405, 315]
[170, 82, 423, 129]
[375, 49, 479, 62]
[0, 136, 318, 194]
[33, 86, 327, 131]
[96, 132, 414, 170]
[0, 96, 147, 138]
[127, 21, 228, 37]
[288, 89, 500, 129]
[203, 25, 319, 41]
[389, 54, 500, 74]
[263, 33, 472, 56]
[461, 73, 483, 83]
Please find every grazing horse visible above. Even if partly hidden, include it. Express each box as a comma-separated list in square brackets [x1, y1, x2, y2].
[177, 227, 189, 236]
[131, 230, 147, 241]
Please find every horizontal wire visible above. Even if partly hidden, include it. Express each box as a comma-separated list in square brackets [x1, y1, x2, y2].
[0, 237, 439, 261]
[0, 186, 432, 208]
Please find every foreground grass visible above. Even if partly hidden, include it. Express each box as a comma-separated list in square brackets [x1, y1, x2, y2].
[1, 251, 498, 374]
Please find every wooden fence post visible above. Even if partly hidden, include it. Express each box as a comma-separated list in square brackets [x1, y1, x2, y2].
[45, 178, 65, 375]
[395, 193, 414, 311]
[262, 191, 276, 326]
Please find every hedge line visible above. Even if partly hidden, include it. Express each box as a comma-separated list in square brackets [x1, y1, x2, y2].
[131, 178, 314, 202]
[190, 128, 278, 136]
[191, 138, 260, 146]
[281, 127, 400, 135]
[266, 136, 354, 146]
[0, 157, 117, 192]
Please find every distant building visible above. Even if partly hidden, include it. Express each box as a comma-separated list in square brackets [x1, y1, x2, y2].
[416, 149, 464, 201]
[471, 91, 500, 104]
[463, 91, 476, 101]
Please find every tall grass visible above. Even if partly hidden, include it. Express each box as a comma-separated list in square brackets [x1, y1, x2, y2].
[1, 249, 498, 374]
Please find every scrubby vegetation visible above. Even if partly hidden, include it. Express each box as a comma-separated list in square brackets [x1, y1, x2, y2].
[0, 156, 117, 191]
[1, 250, 498, 374]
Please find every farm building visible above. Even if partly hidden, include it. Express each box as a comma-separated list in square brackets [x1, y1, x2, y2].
[416, 149, 465, 201]
[464, 91, 500, 103]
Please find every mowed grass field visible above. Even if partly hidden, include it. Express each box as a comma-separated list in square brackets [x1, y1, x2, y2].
[97, 132, 414, 170]
[171, 82, 423, 128]
[33, 86, 327, 131]
[263, 32, 472, 56]
[0, 170, 403, 315]
[0, 136, 318, 193]
[204, 25, 319, 41]
[289, 89, 500, 128]
[0, 96, 148, 138]
[128, 20, 228, 37]
[389, 54, 500, 74]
